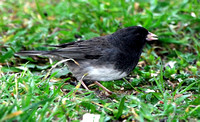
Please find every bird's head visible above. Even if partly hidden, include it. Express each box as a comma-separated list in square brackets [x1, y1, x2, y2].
[110, 26, 158, 52]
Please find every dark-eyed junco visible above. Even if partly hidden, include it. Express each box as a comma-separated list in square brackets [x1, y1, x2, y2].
[17, 26, 158, 94]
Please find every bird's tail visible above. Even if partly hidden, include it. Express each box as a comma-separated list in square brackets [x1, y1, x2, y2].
[15, 51, 48, 56]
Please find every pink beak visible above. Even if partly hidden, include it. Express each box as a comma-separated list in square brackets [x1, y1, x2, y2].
[146, 32, 158, 41]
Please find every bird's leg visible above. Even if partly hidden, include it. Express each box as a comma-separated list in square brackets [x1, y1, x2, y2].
[73, 75, 89, 96]
[80, 80, 89, 90]
[75, 73, 112, 94]
[94, 81, 112, 94]
[75, 73, 89, 90]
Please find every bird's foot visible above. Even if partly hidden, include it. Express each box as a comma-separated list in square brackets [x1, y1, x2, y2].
[94, 81, 112, 94]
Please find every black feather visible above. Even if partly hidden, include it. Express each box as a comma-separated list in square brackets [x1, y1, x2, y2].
[17, 26, 153, 81]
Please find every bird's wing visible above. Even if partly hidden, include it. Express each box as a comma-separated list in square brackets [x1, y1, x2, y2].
[46, 36, 111, 59]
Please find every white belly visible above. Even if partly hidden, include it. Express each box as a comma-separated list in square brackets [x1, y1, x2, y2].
[85, 66, 127, 81]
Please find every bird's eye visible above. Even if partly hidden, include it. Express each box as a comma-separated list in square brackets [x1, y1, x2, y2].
[136, 33, 140, 36]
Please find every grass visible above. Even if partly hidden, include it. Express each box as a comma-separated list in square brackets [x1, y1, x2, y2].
[0, 0, 200, 121]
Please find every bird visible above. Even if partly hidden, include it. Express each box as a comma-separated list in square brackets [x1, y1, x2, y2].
[16, 26, 158, 94]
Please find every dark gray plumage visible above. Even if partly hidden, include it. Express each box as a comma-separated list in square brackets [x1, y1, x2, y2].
[17, 26, 158, 82]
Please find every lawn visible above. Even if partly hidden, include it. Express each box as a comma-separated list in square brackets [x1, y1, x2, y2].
[0, 0, 200, 121]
